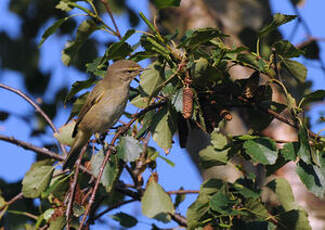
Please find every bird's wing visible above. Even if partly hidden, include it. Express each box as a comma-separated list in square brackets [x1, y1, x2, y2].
[72, 83, 105, 137]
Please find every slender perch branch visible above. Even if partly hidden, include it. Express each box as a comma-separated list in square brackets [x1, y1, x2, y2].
[0, 83, 67, 155]
[78, 100, 167, 229]
[0, 134, 91, 175]
[100, 0, 121, 39]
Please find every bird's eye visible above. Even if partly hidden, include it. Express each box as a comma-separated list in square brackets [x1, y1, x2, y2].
[127, 70, 133, 73]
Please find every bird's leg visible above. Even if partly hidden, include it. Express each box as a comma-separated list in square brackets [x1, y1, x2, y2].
[107, 144, 117, 154]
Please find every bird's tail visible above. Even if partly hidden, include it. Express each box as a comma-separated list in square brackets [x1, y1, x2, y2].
[63, 130, 91, 170]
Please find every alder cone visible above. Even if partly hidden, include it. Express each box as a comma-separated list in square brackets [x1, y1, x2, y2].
[183, 86, 194, 119]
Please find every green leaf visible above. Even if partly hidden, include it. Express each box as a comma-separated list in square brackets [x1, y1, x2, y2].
[140, 35, 170, 58]
[117, 136, 143, 162]
[91, 151, 120, 192]
[267, 178, 296, 211]
[210, 130, 228, 149]
[141, 179, 174, 222]
[301, 90, 325, 107]
[199, 145, 228, 168]
[53, 121, 76, 146]
[151, 106, 176, 152]
[243, 138, 278, 165]
[42, 173, 70, 200]
[86, 57, 107, 77]
[22, 161, 54, 198]
[39, 16, 73, 47]
[157, 154, 175, 167]
[64, 76, 97, 105]
[259, 13, 297, 37]
[281, 142, 298, 161]
[62, 19, 97, 66]
[187, 193, 210, 230]
[110, 212, 138, 228]
[139, 62, 165, 97]
[278, 209, 311, 230]
[300, 39, 320, 59]
[43, 208, 55, 221]
[297, 127, 311, 164]
[179, 28, 226, 49]
[209, 191, 238, 215]
[56, 1, 73, 12]
[273, 40, 304, 58]
[242, 198, 270, 221]
[296, 160, 325, 198]
[171, 88, 183, 113]
[282, 59, 307, 82]
[152, 0, 181, 9]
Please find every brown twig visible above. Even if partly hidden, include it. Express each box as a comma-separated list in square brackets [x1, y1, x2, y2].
[167, 190, 199, 195]
[94, 199, 137, 220]
[78, 100, 167, 229]
[0, 192, 24, 212]
[66, 146, 87, 229]
[100, 0, 121, 39]
[0, 83, 67, 155]
[0, 134, 91, 175]
[169, 212, 188, 227]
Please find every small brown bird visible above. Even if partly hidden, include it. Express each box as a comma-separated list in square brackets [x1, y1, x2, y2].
[63, 60, 143, 169]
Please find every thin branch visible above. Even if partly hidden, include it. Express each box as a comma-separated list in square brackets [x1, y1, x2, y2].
[0, 192, 24, 212]
[169, 212, 188, 227]
[66, 146, 87, 229]
[100, 0, 121, 39]
[94, 199, 137, 220]
[0, 134, 91, 175]
[167, 190, 199, 195]
[0, 83, 67, 155]
[78, 101, 167, 229]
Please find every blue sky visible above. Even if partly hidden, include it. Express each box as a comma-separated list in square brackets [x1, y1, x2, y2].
[0, 0, 324, 229]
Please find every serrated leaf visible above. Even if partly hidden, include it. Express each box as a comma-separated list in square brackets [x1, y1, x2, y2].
[151, 106, 176, 151]
[64, 77, 98, 104]
[199, 145, 228, 168]
[179, 28, 226, 49]
[139, 62, 165, 97]
[210, 130, 228, 149]
[300, 39, 320, 59]
[273, 40, 304, 58]
[243, 138, 278, 165]
[62, 20, 97, 66]
[297, 127, 311, 164]
[278, 209, 311, 230]
[110, 212, 138, 228]
[141, 179, 174, 222]
[117, 136, 143, 162]
[171, 88, 183, 113]
[267, 178, 296, 211]
[259, 13, 297, 37]
[209, 191, 238, 215]
[86, 57, 107, 77]
[42, 173, 70, 200]
[39, 16, 72, 47]
[53, 121, 76, 146]
[296, 160, 325, 198]
[281, 142, 298, 161]
[91, 151, 119, 192]
[152, 0, 181, 9]
[282, 59, 307, 82]
[22, 161, 54, 198]
[186, 193, 209, 230]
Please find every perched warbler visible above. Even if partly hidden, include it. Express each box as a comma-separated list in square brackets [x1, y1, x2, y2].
[63, 60, 143, 169]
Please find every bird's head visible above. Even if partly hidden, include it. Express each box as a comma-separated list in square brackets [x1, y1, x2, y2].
[105, 60, 143, 84]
